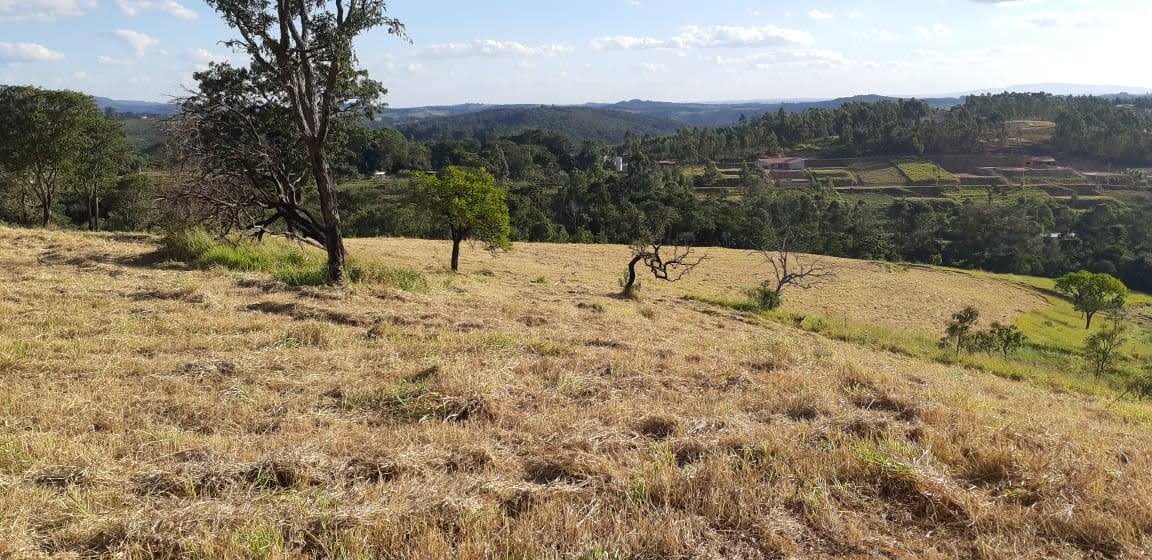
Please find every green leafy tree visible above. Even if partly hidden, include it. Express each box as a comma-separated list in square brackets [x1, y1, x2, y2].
[202, 0, 405, 284]
[988, 322, 1027, 357]
[1055, 271, 1128, 329]
[941, 306, 980, 355]
[72, 117, 133, 230]
[0, 86, 104, 227]
[1084, 315, 1127, 379]
[413, 167, 511, 272]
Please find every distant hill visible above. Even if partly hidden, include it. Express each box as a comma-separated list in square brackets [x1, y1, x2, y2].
[384, 95, 965, 135]
[92, 96, 178, 116]
[588, 95, 963, 127]
[396, 106, 683, 143]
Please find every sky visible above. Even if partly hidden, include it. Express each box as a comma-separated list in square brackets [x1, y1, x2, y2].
[1, 0, 1150, 107]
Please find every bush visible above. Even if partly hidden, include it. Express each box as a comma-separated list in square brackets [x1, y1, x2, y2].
[1126, 373, 1152, 400]
[745, 283, 782, 311]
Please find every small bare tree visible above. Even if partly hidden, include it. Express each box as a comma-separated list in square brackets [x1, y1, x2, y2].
[754, 223, 833, 310]
[621, 241, 705, 299]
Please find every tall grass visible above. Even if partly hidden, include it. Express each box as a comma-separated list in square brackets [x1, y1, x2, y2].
[160, 229, 428, 291]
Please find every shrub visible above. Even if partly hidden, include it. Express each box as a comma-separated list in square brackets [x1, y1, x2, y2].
[745, 283, 782, 311]
[940, 306, 980, 355]
[1126, 373, 1152, 400]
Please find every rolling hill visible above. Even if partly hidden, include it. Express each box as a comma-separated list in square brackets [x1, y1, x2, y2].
[0, 227, 1149, 558]
[395, 105, 684, 143]
[92, 96, 178, 116]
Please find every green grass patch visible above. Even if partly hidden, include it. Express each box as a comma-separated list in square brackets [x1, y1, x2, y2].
[894, 160, 959, 185]
[685, 293, 1137, 400]
[850, 164, 907, 186]
[160, 229, 428, 291]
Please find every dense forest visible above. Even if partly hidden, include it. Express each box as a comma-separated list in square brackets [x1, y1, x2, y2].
[3, 86, 1152, 291]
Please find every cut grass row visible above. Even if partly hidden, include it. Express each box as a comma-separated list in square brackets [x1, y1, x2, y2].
[895, 161, 960, 185]
[849, 164, 907, 186]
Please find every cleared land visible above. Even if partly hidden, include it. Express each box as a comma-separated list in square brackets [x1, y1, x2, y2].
[849, 163, 907, 186]
[895, 161, 960, 185]
[0, 228, 1150, 559]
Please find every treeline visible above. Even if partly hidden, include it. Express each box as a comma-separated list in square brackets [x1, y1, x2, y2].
[0, 86, 151, 231]
[6, 85, 1152, 292]
[634, 93, 1152, 164]
[340, 158, 1152, 292]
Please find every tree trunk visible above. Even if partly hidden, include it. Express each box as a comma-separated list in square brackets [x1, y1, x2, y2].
[18, 187, 28, 225]
[40, 195, 51, 228]
[88, 192, 99, 231]
[307, 142, 346, 285]
[1086, 312, 1094, 330]
[450, 235, 462, 272]
[623, 254, 643, 297]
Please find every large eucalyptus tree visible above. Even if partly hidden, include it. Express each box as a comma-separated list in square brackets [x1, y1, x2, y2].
[199, 0, 405, 284]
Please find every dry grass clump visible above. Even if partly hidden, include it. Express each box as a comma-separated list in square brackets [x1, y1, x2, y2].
[0, 227, 1149, 559]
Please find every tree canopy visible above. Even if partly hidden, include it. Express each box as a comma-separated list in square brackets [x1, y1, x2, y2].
[1055, 271, 1128, 329]
[413, 166, 511, 272]
[201, 0, 404, 283]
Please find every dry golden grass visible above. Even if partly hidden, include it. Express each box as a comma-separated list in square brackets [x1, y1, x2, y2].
[0, 227, 1149, 559]
[349, 238, 1047, 334]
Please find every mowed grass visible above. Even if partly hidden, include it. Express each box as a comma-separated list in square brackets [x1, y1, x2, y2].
[966, 270, 1152, 361]
[850, 163, 907, 186]
[0, 227, 1150, 558]
[895, 160, 960, 185]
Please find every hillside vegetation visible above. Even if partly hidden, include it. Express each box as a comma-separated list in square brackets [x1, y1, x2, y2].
[0, 228, 1150, 559]
[397, 106, 683, 143]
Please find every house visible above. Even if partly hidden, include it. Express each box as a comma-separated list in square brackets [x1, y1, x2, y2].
[613, 156, 625, 172]
[757, 156, 807, 171]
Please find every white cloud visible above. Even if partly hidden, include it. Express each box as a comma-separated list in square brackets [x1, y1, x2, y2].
[0, 0, 91, 22]
[0, 41, 64, 62]
[674, 24, 814, 48]
[715, 49, 853, 70]
[72, 71, 88, 79]
[995, 11, 1111, 30]
[112, 29, 159, 57]
[591, 35, 665, 50]
[419, 40, 573, 59]
[636, 62, 666, 73]
[914, 23, 953, 38]
[97, 55, 133, 65]
[807, 9, 833, 20]
[854, 28, 899, 41]
[188, 48, 228, 70]
[592, 24, 813, 51]
[117, 0, 196, 19]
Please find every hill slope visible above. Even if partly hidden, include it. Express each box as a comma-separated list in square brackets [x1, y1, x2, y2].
[0, 228, 1149, 558]
[396, 105, 683, 142]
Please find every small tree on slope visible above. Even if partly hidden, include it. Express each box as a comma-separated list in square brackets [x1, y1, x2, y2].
[413, 167, 511, 272]
[1056, 271, 1127, 330]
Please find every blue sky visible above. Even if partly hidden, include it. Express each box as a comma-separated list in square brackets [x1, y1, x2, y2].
[1, 0, 1150, 107]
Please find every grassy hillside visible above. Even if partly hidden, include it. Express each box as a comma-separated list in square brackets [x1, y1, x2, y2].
[0, 228, 1150, 558]
[398, 106, 682, 143]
